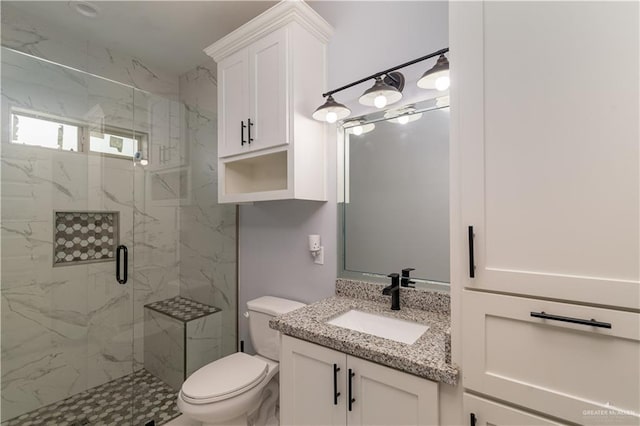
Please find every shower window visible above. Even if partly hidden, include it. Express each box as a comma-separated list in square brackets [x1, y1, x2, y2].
[89, 129, 144, 159]
[11, 110, 81, 151]
[10, 108, 148, 160]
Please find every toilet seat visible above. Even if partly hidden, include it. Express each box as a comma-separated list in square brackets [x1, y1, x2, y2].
[181, 352, 268, 404]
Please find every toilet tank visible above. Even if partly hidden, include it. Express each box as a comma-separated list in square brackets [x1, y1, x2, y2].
[246, 296, 306, 361]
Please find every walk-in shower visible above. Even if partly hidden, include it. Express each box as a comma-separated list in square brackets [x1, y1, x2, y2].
[0, 11, 237, 423]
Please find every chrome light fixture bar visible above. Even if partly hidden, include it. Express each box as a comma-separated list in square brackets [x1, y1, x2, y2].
[312, 47, 449, 123]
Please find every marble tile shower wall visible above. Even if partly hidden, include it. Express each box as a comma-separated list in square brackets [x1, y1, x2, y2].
[0, 6, 182, 421]
[178, 63, 237, 358]
[1, 3, 179, 98]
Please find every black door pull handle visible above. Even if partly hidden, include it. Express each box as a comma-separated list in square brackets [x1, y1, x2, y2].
[531, 311, 611, 329]
[333, 364, 341, 405]
[116, 245, 128, 284]
[348, 369, 355, 411]
[468, 226, 475, 278]
[248, 118, 254, 144]
[241, 121, 247, 145]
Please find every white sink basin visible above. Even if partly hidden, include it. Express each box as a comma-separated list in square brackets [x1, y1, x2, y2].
[326, 310, 429, 345]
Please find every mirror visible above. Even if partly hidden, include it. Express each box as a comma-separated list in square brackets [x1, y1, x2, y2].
[338, 98, 450, 290]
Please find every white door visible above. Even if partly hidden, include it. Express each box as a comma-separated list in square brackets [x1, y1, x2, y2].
[462, 290, 640, 425]
[218, 47, 249, 157]
[463, 394, 568, 426]
[280, 335, 347, 426]
[346, 356, 439, 426]
[249, 26, 289, 152]
[453, 1, 640, 308]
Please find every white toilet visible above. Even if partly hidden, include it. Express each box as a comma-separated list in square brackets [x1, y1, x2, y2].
[177, 296, 305, 426]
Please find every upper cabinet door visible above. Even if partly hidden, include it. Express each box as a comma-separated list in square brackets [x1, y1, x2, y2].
[453, 1, 640, 308]
[249, 27, 289, 152]
[218, 48, 250, 158]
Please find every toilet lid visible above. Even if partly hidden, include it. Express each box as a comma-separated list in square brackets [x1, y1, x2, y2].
[181, 352, 268, 404]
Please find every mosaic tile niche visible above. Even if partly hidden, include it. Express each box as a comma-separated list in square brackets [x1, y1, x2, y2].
[54, 211, 119, 266]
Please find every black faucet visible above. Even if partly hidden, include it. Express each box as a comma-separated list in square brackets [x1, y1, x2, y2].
[401, 268, 416, 288]
[382, 273, 400, 310]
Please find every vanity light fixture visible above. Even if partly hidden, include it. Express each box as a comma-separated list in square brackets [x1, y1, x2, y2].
[344, 120, 375, 136]
[358, 73, 404, 109]
[417, 54, 450, 91]
[312, 47, 449, 123]
[311, 95, 351, 124]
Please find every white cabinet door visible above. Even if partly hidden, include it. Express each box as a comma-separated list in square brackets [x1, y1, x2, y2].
[249, 26, 289, 152]
[218, 47, 250, 158]
[347, 356, 439, 426]
[464, 394, 568, 426]
[453, 1, 640, 308]
[280, 335, 347, 426]
[462, 290, 640, 425]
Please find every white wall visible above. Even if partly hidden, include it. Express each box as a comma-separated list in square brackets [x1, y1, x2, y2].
[237, 0, 448, 346]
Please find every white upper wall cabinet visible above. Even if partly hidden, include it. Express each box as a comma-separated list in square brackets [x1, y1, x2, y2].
[453, 1, 639, 309]
[217, 27, 288, 158]
[206, 1, 333, 203]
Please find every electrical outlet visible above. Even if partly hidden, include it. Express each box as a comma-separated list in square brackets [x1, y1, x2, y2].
[314, 246, 324, 265]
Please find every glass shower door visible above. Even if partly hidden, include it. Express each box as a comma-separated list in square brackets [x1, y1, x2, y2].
[1, 48, 138, 424]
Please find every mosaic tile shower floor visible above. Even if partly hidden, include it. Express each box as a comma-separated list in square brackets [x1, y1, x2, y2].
[2, 369, 181, 426]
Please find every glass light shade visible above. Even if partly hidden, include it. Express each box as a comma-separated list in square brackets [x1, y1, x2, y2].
[312, 95, 351, 122]
[359, 76, 403, 108]
[417, 55, 450, 90]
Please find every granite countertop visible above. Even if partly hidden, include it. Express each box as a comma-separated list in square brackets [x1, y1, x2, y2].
[270, 294, 458, 386]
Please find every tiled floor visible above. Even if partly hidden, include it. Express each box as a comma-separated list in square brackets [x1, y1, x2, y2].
[2, 369, 181, 426]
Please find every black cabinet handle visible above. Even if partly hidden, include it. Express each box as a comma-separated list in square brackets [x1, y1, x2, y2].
[333, 364, 341, 405]
[116, 245, 128, 284]
[241, 121, 247, 145]
[530, 311, 611, 329]
[248, 118, 254, 144]
[468, 226, 475, 278]
[348, 369, 355, 411]
[470, 413, 477, 426]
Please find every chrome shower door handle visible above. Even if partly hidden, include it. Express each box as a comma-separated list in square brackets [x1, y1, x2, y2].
[116, 245, 128, 284]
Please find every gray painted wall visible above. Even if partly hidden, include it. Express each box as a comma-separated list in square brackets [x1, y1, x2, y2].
[238, 0, 448, 351]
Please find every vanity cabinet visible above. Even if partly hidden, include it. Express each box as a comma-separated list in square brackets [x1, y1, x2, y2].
[205, 1, 332, 203]
[280, 335, 439, 426]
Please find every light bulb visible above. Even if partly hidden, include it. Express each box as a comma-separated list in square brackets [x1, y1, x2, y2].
[374, 95, 387, 108]
[140, 159, 148, 166]
[435, 76, 450, 91]
[397, 115, 410, 125]
[325, 111, 338, 123]
[352, 125, 363, 136]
